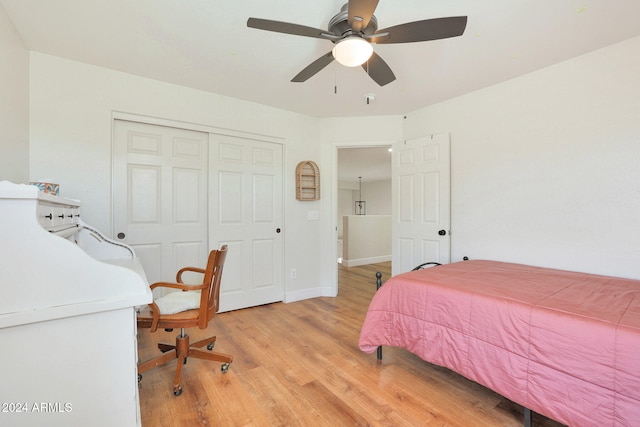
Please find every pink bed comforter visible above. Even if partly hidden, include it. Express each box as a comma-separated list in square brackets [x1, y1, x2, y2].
[359, 260, 640, 426]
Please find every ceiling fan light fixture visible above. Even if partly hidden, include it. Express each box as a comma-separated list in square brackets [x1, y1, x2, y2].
[332, 36, 373, 67]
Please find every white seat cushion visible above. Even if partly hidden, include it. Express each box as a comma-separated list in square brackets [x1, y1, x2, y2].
[154, 290, 201, 315]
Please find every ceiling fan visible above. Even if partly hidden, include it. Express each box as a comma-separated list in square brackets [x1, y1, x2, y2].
[247, 0, 467, 86]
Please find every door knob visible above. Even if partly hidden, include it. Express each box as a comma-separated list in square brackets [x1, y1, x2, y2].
[117, 232, 126, 239]
[438, 229, 447, 236]
[276, 228, 281, 234]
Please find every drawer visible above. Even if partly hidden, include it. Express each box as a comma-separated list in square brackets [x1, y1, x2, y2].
[37, 201, 81, 232]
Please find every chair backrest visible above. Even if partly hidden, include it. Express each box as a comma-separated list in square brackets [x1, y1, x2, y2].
[198, 244, 228, 329]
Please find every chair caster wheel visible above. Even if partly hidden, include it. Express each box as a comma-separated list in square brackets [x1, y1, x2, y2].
[207, 342, 215, 350]
[221, 363, 230, 373]
[173, 386, 183, 396]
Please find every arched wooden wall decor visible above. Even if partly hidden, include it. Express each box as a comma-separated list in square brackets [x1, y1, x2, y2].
[295, 161, 320, 201]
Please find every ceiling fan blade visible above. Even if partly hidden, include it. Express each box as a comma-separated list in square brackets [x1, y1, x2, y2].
[291, 51, 335, 82]
[371, 16, 468, 44]
[361, 52, 396, 86]
[348, 0, 379, 31]
[247, 17, 329, 40]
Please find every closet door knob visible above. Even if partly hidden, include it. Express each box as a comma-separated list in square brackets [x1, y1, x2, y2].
[438, 229, 447, 236]
[117, 232, 126, 239]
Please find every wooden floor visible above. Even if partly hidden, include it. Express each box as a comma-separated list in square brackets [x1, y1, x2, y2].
[138, 262, 565, 427]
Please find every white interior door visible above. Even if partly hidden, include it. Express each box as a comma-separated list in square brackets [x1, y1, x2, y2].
[210, 134, 284, 312]
[113, 120, 209, 288]
[392, 133, 451, 276]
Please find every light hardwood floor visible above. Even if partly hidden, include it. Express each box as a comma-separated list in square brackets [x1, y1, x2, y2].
[138, 262, 564, 426]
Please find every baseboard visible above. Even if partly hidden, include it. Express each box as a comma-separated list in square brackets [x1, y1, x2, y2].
[284, 286, 334, 303]
[343, 255, 391, 268]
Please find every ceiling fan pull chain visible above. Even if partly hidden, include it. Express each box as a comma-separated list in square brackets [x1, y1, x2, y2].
[366, 60, 371, 105]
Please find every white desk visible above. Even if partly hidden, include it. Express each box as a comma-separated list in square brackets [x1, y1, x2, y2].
[0, 181, 152, 427]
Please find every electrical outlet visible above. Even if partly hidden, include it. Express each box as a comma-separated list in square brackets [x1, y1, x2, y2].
[290, 268, 296, 279]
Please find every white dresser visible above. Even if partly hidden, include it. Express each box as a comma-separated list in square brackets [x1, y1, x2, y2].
[0, 181, 152, 427]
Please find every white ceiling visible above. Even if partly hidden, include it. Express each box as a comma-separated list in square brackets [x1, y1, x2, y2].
[4, 1, 640, 184]
[3, 0, 640, 119]
[338, 146, 391, 184]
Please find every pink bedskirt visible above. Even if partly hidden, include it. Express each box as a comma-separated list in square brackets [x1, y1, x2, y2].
[359, 260, 640, 426]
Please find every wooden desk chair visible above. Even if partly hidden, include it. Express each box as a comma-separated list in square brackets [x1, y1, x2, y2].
[137, 245, 232, 396]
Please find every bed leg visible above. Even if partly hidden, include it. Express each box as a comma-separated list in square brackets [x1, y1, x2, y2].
[524, 407, 532, 427]
[375, 272, 383, 360]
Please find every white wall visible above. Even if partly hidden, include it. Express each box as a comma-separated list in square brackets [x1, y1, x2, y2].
[28, 53, 324, 297]
[342, 215, 391, 267]
[404, 36, 640, 279]
[20, 33, 640, 302]
[360, 179, 391, 215]
[26, 55, 406, 301]
[337, 179, 391, 238]
[0, 4, 29, 183]
[338, 179, 391, 215]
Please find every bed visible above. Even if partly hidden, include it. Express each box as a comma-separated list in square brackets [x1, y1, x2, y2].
[359, 260, 640, 427]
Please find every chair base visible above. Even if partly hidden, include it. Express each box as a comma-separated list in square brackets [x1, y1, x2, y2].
[138, 330, 233, 396]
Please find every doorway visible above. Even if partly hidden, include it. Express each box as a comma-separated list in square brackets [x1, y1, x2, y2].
[330, 133, 452, 295]
[336, 144, 392, 289]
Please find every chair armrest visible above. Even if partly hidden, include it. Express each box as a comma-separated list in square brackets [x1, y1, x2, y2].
[176, 266, 205, 283]
[149, 281, 207, 291]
